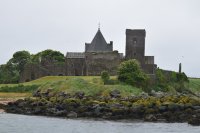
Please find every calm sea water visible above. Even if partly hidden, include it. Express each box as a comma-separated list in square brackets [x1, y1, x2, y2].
[0, 113, 199, 133]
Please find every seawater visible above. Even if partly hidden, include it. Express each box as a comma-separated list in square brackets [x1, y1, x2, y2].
[0, 113, 199, 133]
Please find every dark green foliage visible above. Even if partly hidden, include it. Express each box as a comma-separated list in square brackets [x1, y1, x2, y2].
[0, 49, 65, 84]
[0, 50, 31, 84]
[32, 49, 65, 63]
[156, 68, 166, 84]
[155, 68, 168, 90]
[11, 50, 31, 72]
[170, 71, 177, 82]
[0, 64, 19, 84]
[0, 84, 39, 93]
[177, 72, 189, 82]
[118, 59, 148, 88]
[101, 71, 110, 84]
[155, 68, 189, 92]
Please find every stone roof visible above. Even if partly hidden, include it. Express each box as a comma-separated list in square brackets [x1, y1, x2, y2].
[66, 52, 85, 58]
[85, 29, 113, 52]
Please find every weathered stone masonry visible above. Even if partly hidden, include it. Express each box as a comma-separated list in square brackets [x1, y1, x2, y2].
[20, 28, 157, 82]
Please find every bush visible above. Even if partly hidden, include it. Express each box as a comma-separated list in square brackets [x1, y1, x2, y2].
[177, 72, 189, 82]
[101, 71, 110, 84]
[118, 59, 148, 88]
[154, 68, 189, 93]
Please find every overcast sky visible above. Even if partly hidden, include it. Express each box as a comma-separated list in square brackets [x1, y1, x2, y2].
[0, 0, 199, 77]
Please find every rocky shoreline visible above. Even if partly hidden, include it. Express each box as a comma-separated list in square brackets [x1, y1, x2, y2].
[3, 90, 200, 126]
[0, 98, 17, 113]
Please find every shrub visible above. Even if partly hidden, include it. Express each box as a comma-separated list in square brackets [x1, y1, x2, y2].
[101, 71, 110, 84]
[118, 59, 148, 88]
[177, 72, 189, 82]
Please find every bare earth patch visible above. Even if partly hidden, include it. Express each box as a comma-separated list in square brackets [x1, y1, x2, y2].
[0, 92, 31, 112]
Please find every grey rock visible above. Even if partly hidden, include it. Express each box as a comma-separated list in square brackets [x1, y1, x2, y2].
[144, 114, 157, 121]
[67, 111, 78, 118]
[110, 90, 121, 98]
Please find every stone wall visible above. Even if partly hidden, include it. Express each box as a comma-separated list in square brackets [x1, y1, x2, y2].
[66, 58, 86, 76]
[19, 63, 66, 83]
[85, 51, 121, 76]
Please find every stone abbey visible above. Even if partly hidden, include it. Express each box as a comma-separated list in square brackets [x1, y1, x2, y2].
[20, 28, 157, 82]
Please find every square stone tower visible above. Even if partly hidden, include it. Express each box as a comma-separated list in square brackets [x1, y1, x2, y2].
[125, 29, 146, 64]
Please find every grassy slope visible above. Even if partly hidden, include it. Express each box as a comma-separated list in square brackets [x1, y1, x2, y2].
[189, 78, 200, 93]
[0, 76, 142, 97]
[0, 76, 113, 87]
[0, 76, 199, 97]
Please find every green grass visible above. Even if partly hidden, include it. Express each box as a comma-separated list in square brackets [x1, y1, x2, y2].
[0, 76, 199, 96]
[0, 84, 39, 93]
[189, 78, 200, 93]
[0, 76, 116, 87]
[38, 77, 142, 96]
[0, 76, 142, 96]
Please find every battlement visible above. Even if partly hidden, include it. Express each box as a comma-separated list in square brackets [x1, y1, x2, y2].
[126, 29, 146, 37]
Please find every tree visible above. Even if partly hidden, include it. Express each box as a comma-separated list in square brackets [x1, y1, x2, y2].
[11, 50, 31, 73]
[32, 49, 65, 64]
[118, 59, 148, 87]
[0, 64, 19, 84]
[101, 71, 110, 84]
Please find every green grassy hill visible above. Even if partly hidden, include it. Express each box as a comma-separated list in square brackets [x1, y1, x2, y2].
[0, 76, 142, 96]
[0, 76, 199, 97]
[0, 76, 112, 87]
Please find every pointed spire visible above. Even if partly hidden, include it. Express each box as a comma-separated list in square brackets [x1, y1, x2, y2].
[98, 22, 100, 31]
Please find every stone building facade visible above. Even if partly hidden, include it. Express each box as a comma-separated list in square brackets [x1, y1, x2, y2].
[20, 28, 156, 82]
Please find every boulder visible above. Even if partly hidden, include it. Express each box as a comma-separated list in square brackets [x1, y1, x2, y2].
[192, 106, 200, 110]
[140, 92, 149, 99]
[32, 90, 41, 97]
[33, 107, 43, 114]
[54, 110, 66, 116]
[74, 91, 85, 99]
[67, 111, 78, 118]
[58, 92, 70, 98]
[168, 103, 180, 111]
[109, 90, 121, 98]
[0, 103, 5, 109]
[158, 106, 167, 112]
[188, 115, 200, 126]
[150, 90, 165, 98]
[144, 114, 157, 121]
[102, 112, 113, 119]
[41, 88, 52, 97]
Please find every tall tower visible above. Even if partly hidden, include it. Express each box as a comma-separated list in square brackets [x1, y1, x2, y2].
[125, 29, 146, 64]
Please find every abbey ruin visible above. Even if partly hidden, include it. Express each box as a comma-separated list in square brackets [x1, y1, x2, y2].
[20, 28, 157, 82]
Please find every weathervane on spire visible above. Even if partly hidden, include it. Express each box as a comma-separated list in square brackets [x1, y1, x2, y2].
[98, 22, 100, 30]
